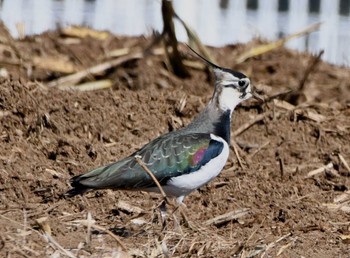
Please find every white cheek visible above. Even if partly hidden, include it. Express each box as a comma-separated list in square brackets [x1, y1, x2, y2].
[243, 85, 252, 100]
[218, 88, 242, 111]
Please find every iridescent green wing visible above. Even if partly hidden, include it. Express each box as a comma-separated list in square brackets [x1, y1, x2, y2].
[70, 133, 224, 190]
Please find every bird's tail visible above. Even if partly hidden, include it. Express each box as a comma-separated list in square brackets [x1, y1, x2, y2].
[65, 158, 132, 197]
[64, 175, 92, 197]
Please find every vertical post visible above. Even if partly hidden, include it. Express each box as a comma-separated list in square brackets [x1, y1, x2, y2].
[172, 0, 198, 43]
[116, 0, 146, 35]
[287, 0, 308, 52]
[319, 0, 340, 64]
[144, 0, 163, 33]
[32, 0, 54, 35]
[162, 0, 189, 78]
[1, 0, 24, 38]
[63, 0, 84, 26]
[257, 0, 279, 41]
[93, 0, 116, 33]
[227, 0, 249, 43]
[196, 0, 220, 45]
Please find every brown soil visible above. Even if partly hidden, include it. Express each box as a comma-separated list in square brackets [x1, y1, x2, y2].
[0, 27, 350, 257]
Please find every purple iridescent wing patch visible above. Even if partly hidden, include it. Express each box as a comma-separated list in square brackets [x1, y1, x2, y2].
[191, 147, 208, 166]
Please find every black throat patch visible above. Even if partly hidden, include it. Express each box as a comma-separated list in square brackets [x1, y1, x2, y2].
[213, 110, 231, 143]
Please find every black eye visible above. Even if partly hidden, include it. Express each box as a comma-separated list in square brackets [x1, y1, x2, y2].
[238, 80, 246, 87]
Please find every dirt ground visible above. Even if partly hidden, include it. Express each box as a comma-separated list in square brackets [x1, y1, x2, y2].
[0, 26, 350, 257]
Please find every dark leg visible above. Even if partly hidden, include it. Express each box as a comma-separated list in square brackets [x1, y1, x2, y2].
[159, 200, 167, 231]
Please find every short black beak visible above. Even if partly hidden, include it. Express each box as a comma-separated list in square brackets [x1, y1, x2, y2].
[251, 90, 264, 102]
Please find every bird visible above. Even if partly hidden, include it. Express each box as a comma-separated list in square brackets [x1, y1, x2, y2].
[65, 47, 254, 208]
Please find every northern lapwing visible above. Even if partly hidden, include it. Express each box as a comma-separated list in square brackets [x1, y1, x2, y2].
[66, 48, 253, 208]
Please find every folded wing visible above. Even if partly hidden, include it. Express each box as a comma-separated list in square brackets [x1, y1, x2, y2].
[66, 133, 224, 196]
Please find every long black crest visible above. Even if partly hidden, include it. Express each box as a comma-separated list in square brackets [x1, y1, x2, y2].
[186, 44, 223, 70]
[186, 44, 247, 80]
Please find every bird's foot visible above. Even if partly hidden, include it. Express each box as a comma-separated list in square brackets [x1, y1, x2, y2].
[158, 200, 168, 231]
[178, 209, 201, 232]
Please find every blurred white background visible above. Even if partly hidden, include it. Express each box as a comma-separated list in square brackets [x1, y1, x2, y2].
[0, 0, 349, 66]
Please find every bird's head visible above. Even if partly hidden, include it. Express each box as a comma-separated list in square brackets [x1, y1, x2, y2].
[187, 45, 253, 112]
[212, 67, 251, 111]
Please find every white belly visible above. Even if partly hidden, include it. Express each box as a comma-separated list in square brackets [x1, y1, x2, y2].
[163, 134, 229, 197]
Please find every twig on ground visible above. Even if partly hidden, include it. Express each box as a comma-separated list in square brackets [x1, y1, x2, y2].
[85, 212, 93, 245]
[240, 218, 266, 258]
[32, 56, 77, 73]
[329, 221, 350, 226]
[298, 50, 324, 92]
[90, 224, 128, 251]
[171, 235, 186, 256]
[28, 200, 63, 218]
[104, 47, 130, 58]
[135, 153, 173, 257]
[61, 26, 110, 40]
[276, 239, 295, 256]
[36, 217, 76, 258]
[278, 157, 284, 179]
[59, 79, 113, 91]
[261, 233, 292, 258]
[47, 52, 144, 88]
[135, 156, 169, 203]
[259, 90, 293, 104]
[179, 208, 202, 232]
[44, 233, 77, 258]
[22, 209, 28, 245]
[70, 218, 127, 252]
[135, 155, 176, 234]
[7, 243, 39, 257]
[231, 141, 244, 168]
[305, 163, 333, 178]
[338, 154, 350, 173]
[204, 208, 250, 227]
[116, 200, 146, 214]
[236, 22, 321, 64]
[233, 113, 266, 137]
[19, 244, 41, 256]
[333, 190, 350, 204]
[248, 141, 270, 159]
[283, 50, 324, 105]
[273, 99, 326, 122]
